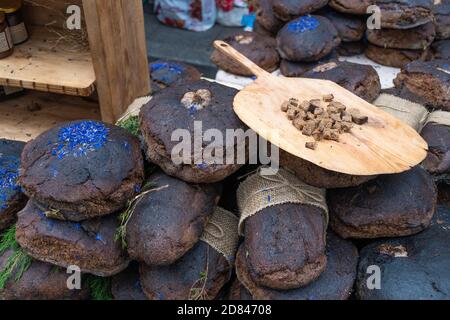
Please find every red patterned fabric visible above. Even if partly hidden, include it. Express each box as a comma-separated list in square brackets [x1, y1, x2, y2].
[216, 0, 234, 11]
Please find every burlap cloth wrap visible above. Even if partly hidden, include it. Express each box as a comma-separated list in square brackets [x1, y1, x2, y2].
[236, 168, 329, 237]
[424, 111, 450, 127]
[200, 207, 239, 265]
[374, 94, 429, 132]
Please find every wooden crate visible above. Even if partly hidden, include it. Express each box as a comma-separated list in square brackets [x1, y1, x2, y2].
[0, 0, 150, 139]
[0, 0, 95, 96]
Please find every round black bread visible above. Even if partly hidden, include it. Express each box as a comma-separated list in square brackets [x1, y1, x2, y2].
[0, 249, 90, 300]
[439, 184, 450, 204]
[279, 52, 338, 77]
[277, 15, 341, 62]
[376, 0, 434, 29]
[139, 241, 232, 300]
[421, 122, 450, 176]
[329, 0, 375, 15]
[432, 40, 450, 59]
[394, 59, 450, 111]
[253, 21, 276, 37]
[365, 43, 432, 68]
[328, 166, 437, 239]
[381, 87, 431, 108]
[15, 200, 130, 277]
[210, 32, 280, 77]
[236, 232, 358, 300]
[149, 60, 201, 95]
[0, 139, 26, 231]
[18, 120, 144, 221]
[366, 22, 435, 50]
[125, 171, 220, 266]
[356, 205, 450, 300]
[336, 41, 366, 56]
[433, 0, 450, 40]
[139, 80, 246, 183]
[229, 278, 254, 300]
[280, 150, 376, 189]
[242, 203, 327, 290]
[272, 0, 329, 21]
[302, 61, 381, 102]
[319, 8, 366, 42]
[255, 0, 283, 34]
[111, 263, 148, 300]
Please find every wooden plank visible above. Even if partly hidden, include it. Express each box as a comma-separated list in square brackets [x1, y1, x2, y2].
[83, 0, 151, 123]
[0, 91, 100, 142]
[0, 26, 95, 96]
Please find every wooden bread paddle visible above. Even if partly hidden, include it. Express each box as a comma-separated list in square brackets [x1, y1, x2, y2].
[213, 40, 427, 176]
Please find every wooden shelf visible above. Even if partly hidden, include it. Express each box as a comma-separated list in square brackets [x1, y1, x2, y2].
[0, 26, 96, 97]
[0, 91, 100, 142]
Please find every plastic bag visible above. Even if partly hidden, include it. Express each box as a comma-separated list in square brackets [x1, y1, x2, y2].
[154, 0, 217, 32]
[216, 0, 251, 27]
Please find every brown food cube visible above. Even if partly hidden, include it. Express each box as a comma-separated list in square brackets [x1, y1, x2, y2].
[312, 129, 323, 141]
[300, 101, 312, 112]
[310, 99, 322, 109]
[302, 120, 316, 136]
[323, 128, 340, 141]
[305, 141, 317, 150]
[330, 101, 346, 112]
[333, 122, 342, 131]
[323, 94, 334, 102]
[314, 107, 324, 115]
[297, 109, 307, 120]
[341, 121, 354, 133]
[330, 113, 342, 122]
[327, 106, 339, 114]
[281, 101, 290, 112]
[306, 112, 316, 120]
[352, 114, 368, 125]
[342, 115, 352, 122]
[289, 98, 299, 107]
[349, 108, 368, 125]
[318, 118, 333, 131]
[287, 108, 298, 120]
[293, 118, 305, 130]
[341, 111, 352, 122]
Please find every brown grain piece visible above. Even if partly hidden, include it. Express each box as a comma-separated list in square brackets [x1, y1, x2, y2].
[341, 121, 354, 132]
[327, 106, 339, 114]
[323, 94, 334, 102]
[281, 101, 290, 112]
[330, 113, 342, 122]
[289, 98, 299, 107]
[300, 101, 312, 112]
[310, 99, 322, 109]
[293, 118, 306, 130]
[323, 129, 340, 141]
[287, 108, 298, 120]
[314, 107, 324, 115]
[342, 112, 352, 122]
[302, 121, 316, 136]
[331, 101, 347, 112]
[312, 130, 323, 141]
[306, 112, 316, 120]
[349, 108, 368, 125]
[305, 141, 317, 150]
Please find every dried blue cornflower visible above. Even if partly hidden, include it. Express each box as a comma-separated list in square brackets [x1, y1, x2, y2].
[287, 16, 320, 33]
[0, 156, 20, 210]
[53, 121, 110, 159]
[195, 162, 209, 170]
[151, 62, 184, 74]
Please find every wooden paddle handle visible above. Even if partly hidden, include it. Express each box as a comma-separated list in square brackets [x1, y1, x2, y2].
[213, 40, 270, 78]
